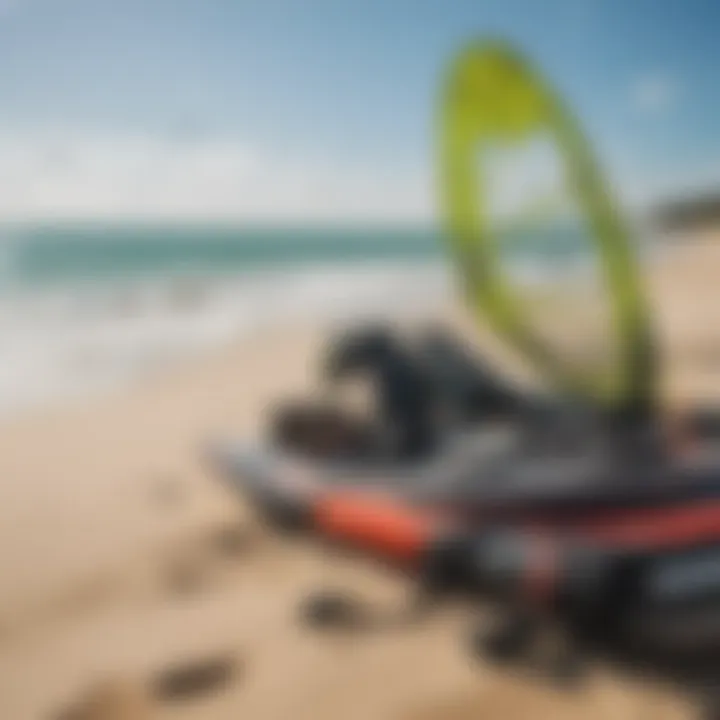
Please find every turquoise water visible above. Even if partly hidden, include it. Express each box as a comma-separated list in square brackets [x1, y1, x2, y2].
[2, 220, 607, 287]
[6, 224, 444, 286]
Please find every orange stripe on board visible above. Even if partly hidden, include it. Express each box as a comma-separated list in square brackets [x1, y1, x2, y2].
[313, 491, 438, 565]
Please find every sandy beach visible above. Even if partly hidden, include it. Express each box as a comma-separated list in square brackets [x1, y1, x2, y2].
[1, 237, 719, 720]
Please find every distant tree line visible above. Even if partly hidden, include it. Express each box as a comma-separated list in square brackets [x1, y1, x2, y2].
[654, 192, 720, 231]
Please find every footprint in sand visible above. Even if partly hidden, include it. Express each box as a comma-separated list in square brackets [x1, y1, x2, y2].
[55, 654, 241, 719]
[164, 557, 210, 596]
[162, 521, 256, 597]
[151, 653, 240, 703]
[54, 680, 152, 720]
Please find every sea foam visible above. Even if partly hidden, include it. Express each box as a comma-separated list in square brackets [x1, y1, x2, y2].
[0, 261, 452, 417]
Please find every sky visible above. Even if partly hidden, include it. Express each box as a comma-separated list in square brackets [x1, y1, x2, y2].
[0, 0, 717, 223]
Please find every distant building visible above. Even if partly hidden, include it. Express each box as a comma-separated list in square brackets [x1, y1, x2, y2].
[654, 192, 720, 231]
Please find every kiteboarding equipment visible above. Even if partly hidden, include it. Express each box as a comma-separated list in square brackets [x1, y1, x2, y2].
[206, 39, 720, 713]
[439, 40, 655, 418]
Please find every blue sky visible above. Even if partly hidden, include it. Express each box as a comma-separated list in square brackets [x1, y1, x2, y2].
[0, 0, 717, 221]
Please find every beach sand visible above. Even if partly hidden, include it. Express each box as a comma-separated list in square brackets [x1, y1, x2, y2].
[2, 237, 720, 720]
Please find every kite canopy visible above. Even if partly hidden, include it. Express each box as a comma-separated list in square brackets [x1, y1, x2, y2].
[439, 40, 655, 416]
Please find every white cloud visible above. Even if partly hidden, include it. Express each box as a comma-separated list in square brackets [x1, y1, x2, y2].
[633, 75, 677, 114]
[0, 129, 435, 223]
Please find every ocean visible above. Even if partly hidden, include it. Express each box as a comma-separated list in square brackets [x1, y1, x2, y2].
[0, 219, 659, 417]
[0, 224, 453, 416]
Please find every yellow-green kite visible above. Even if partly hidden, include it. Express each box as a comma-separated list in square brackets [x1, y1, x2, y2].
[439, 40, 655, 416]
